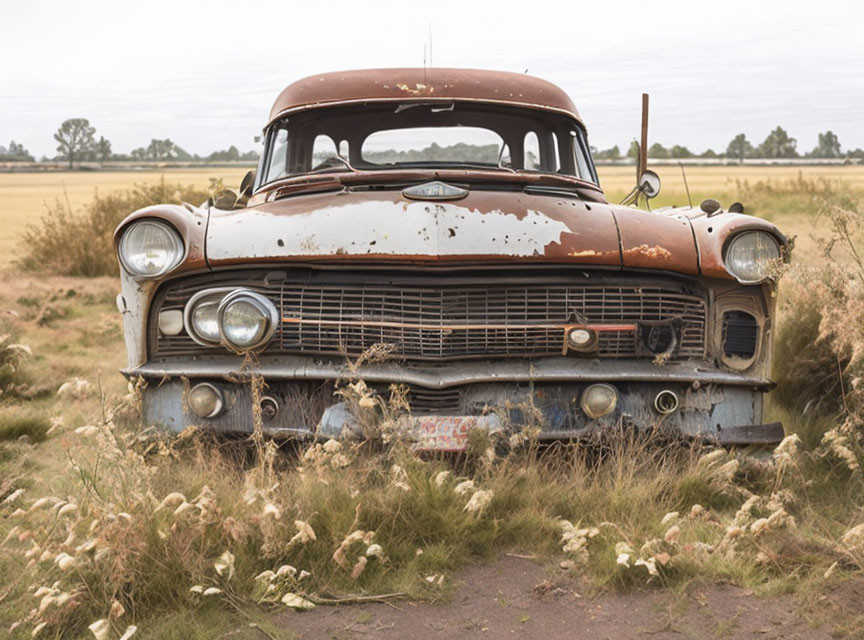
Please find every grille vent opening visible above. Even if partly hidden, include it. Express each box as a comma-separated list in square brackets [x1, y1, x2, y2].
[722, 311, 759, 359]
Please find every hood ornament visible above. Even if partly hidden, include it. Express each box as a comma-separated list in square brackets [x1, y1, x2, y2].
[402, 181, 469, 201]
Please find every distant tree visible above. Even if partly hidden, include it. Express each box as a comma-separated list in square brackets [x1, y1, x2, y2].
[593, 145, 621, 161]
[669, 145, 693, 159]
[0, 140, 34, 161]
[95, 136, 112, 162]
[54, 118, 96, 168]
[700, 149, 718, 159]
[811, 131, 842, 158]
[726, 133, 753, 163]
[173, 145, 193, 161]
[848, 148, 864, 160]
[130, 147, 148, 160]
[207, 145, 241, 162]
[648, 142, 669, 159]
[146, 138, 178, 160]
[626, 141, 640, 159]
[757, 126, 798, 158]
[240, 149, 261, 161]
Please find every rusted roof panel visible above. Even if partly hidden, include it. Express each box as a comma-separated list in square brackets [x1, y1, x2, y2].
[268, 68, 583, 125]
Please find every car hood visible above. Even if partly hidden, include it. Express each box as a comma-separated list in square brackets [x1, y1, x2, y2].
[205, 189, 700, 274]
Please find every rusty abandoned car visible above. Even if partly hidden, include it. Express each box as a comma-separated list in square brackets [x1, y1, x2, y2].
[114, 68, 788, 450]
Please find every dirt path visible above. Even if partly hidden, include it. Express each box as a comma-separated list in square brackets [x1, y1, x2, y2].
[278, 556, 831, 639]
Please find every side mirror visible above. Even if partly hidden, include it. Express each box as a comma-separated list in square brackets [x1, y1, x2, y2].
[638, 170, 661, 199]
[240, 169, 256, 197]
[212, 189, 239, 210]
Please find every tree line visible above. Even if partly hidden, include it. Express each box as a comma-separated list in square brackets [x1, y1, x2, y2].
[595, 127, 862, 161]
[3, 119, 863, 167]
[5, 118, 260, 168]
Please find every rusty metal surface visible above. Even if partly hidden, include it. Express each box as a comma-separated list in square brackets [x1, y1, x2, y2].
[140, 378, 770, 443]
[613, 207, 700, 274]
[124, 356, 776, 390]
[714, 422, 784, 446]
[267, 68, 583, 126]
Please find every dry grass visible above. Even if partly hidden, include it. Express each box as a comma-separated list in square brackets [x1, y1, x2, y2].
[17, 180, 211, 277]
[1, 384, 863, 640]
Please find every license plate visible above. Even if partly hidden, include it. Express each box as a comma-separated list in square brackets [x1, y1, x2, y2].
[409, 415, 502, 452]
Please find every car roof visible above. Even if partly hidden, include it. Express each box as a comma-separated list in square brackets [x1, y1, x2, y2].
[267, 68, 583, 127]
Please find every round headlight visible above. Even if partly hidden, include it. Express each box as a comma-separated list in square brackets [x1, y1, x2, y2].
[567, 327, 597, 352]
[580, 383, 618, 420]
[119, 220, 184, 277]
[218, 290, 278, 350]
[724, 231, 781, 284]
[188, 383, 224, 419]
[184, 289, 230, 346]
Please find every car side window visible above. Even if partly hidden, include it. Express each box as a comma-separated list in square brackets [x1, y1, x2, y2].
[265, 128, 289, 182]
[524, 131, 540, 170]
[571, 130, 595, 182]
[311, 135, 340, 170]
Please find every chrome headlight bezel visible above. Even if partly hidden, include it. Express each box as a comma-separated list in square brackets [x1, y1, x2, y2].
[183, 288, 233, 346]
[217, 290, 279, 351]
[723, 230, 782, 284]
[118, 220, 184, 278]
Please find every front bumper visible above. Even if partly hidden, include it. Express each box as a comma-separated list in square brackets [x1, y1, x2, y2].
[128, 357, 782, 446]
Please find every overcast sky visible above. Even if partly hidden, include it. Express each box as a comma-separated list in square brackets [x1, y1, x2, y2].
[2, 0, 862, 158]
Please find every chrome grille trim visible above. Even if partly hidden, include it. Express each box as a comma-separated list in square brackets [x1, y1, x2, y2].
[150, 269, 707, 362]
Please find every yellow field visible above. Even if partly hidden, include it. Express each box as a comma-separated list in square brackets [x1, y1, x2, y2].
[0, 168, 250, 261]
[0, 165, 861, 266]
[597, 164, 864, 196]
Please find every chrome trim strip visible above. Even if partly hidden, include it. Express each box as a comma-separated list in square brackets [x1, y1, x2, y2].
[124, 356, 774, 390]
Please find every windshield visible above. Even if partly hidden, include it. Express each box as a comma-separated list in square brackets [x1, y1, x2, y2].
[258, 102, 597, 187]
[362, 127, 504, 167]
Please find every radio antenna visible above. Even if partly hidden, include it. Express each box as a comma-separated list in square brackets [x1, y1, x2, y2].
[679, 162, 692, 208]
[428, 21, 433, 67]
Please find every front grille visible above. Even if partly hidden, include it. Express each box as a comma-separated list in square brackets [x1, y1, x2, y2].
[405, 386, 463, 414]
[150, 269, 707, 362]
[722, 311, 759, 358]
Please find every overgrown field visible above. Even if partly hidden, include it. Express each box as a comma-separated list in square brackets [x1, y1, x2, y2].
[1, 168, 864, 639]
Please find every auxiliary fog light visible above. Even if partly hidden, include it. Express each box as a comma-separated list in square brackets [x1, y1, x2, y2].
[580, 383, 618, 420]
[567, 327, 597, 352]
[188, 383, 224, 419]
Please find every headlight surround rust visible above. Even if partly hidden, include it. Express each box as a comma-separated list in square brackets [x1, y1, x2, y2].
[723, 230, 781, 284]
[118, 220, 184, 277]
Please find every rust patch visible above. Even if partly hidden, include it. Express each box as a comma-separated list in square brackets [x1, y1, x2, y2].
[622, 244, 673, 261]
[612, 206, 699, 275]
[396, 82, 434, 96]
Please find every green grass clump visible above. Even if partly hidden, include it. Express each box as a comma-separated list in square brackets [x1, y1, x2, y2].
[0, 410, 51, 442]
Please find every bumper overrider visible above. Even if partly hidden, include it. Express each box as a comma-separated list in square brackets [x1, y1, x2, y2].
[124, 357, 783, 448]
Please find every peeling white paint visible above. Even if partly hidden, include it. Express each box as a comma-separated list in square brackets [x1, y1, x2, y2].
[207, 200, 575, 260]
